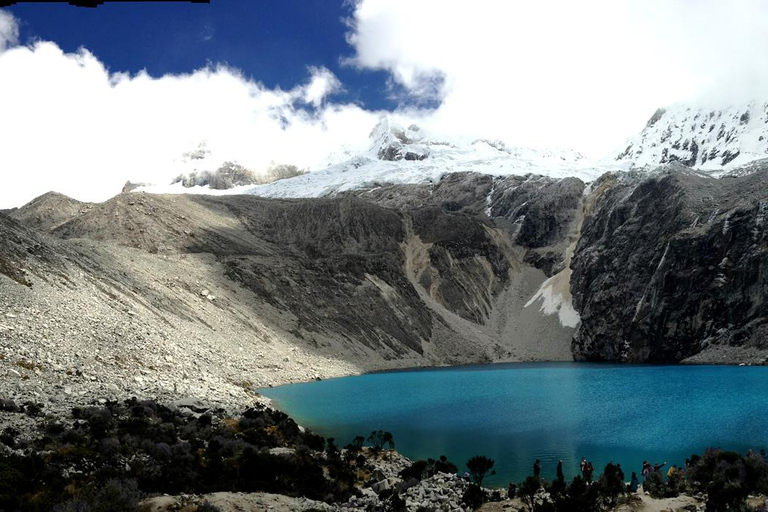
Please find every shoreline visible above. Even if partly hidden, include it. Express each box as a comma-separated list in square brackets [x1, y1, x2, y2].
[260, 357, 768, 391]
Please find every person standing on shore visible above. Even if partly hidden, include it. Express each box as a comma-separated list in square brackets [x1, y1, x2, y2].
[585, 461, 594, 483]
[556, 460, 564, 482]
[641, 461, 652, 482]
[629, 472, 639, 492]
[533, 459, 541, 478]
[667, 465, 676, 481]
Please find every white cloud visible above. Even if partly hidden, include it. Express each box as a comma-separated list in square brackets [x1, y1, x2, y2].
[0, 20, 379, 208]
[345, 0, 768, 156]
[2, 2, 767, 208]
[0, 10, 18, 51]
[301, 66, 343, 107]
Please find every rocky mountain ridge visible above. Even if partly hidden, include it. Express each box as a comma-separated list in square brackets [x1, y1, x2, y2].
[2, 161, 768, 418]
[0, 174, 581, 417]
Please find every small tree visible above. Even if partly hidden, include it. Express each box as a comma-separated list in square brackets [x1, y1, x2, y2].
[599, 462, 625, 507]
[520, 475, 541, 510]
[546, 477, 568, 509]
[643, 471, 669, 499]
[567, 474, 601, 512]
[466, 455, 495, 486]
[325, 437, 339, 458]
[434, 455, 458, 475]
[367, 430, 395, 452]
[462, 483, 485, 510]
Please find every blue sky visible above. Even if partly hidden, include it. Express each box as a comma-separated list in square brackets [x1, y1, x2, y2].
[7, 0, 395, 110]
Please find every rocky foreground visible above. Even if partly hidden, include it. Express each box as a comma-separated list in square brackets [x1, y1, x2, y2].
[6, 393, 766, 512]
[0, 394, 499, 511]
[3, 164, 768, 509]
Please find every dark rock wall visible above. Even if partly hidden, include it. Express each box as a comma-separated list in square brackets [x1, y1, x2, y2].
[572, 165, 768, 362]
[12, 163, 768, 366]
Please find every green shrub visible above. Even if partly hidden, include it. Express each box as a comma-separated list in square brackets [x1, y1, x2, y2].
[598, 462, 625, 506]
[399, 460, 429, 481]
[399, 455, 459, 481]
[367, 430, 395, 452]
[461, 483, 485, 510]
[519, 475, 541, 511]
[466, 455, 495, 486]
[643, 471, 672, 498]
[434, 455, 458, 475]
[566, 474, 601, 512]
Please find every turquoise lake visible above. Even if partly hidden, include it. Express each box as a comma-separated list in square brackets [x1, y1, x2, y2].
[259, 363, 768, 487]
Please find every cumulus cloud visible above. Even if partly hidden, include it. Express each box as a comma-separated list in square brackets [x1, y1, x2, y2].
[2, 2, 767, 208]
[0, 10, 18, 51]
[0, 17, 379, 208]
[301, 66, 344, 107]
[345, 0, 768, 156]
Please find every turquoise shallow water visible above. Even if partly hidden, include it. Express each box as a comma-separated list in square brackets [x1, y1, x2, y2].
[259, 362, 768, 487]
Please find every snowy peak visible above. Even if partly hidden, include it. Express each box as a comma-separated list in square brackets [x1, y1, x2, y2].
[367, 116, 430, 161]
[139, 116, 622, 200]
[617, 102, 768, 169]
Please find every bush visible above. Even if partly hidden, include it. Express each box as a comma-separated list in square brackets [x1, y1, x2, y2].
[566, 474, 601, 512]
[367, 430, 395, 452]
[598, 462, 625, 506]
[520, 475, 541, 510]
[399, 456, 459, 481]
[643, 471, 676, 499]
[434, 455, 458, 475]
[462, 483, 485, 510]
[86, 479, 143, 512]
[0, 398, 373, 509]
[744, 451, 768, 494]
[399, 460, 429, 481]
[545, 477, 568, 509]
[466, 455, 495, 486]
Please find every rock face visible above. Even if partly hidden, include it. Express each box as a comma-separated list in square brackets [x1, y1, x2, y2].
[5, 159, 768, 416]
[0, 174, 585, 416]
[0, 212, 64, 286]
[572, 163, 768, 362]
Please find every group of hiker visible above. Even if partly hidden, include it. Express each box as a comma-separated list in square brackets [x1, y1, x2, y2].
[507, 457, 690, 498]
[641, 460, 668, 479]
[642, 459, 698, 485]
[578, 457, 596, 482]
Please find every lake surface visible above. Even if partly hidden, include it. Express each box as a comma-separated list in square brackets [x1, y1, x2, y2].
[259, 362, 768, 487]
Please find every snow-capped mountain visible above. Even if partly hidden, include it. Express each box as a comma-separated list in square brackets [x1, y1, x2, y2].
[617, 102, 768, 170]
[142, 102, 768, 202]
[238, 117, 621, 199]
[139, 116, 622, 199]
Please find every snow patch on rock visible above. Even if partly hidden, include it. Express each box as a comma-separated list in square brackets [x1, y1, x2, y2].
[525, 274, 581, 329]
